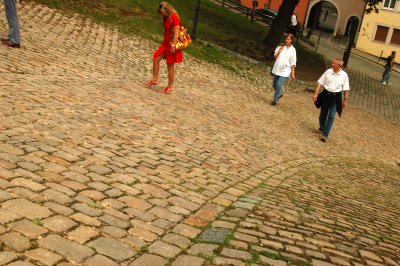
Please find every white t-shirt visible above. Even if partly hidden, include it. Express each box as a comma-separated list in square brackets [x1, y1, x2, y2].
[318, 68, 350, 93]
[272, 45, 297, 77]
[291, 14, 297, 27]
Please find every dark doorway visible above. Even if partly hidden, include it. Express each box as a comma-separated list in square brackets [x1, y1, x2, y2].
[345, 16, 360, 36]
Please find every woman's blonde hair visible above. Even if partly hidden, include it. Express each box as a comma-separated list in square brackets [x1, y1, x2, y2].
[159, 2, 178, 18]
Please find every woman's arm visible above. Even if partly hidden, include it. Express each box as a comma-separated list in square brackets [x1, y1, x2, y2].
[170, 25, 180, 53]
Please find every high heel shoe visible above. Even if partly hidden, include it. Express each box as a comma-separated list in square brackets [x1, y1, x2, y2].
[162, 86, 173, 94]
[145, 79, 158, 87]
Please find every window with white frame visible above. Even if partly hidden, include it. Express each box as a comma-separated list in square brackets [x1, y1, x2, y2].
[383, 0, 396, 9]
[374, 25, 389, 42]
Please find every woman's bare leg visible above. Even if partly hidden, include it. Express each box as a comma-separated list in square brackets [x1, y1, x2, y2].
[167, 63, 175, 87]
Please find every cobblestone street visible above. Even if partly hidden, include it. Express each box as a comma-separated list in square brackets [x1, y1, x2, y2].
[0, 3, 399, 266]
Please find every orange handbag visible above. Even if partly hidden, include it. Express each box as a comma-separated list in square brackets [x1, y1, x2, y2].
[175, 26, 192, 50]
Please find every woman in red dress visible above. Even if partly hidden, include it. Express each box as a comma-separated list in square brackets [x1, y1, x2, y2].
[145, 2, 182, 94]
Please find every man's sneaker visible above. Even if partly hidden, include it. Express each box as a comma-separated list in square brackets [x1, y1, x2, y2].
[270, 101, 276, 106]
[382, 81, 387, 85]
[316, 128, 323, 134]
[320, 136, 327, 142]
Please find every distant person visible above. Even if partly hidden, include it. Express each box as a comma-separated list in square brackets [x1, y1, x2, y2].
[270, 34, 296, 106]
[1, 0, 21, 48]
[381, 51, 396, 85]
[287, 12, 297, 35]
[313, 58, 350, 142]
[145, 2, 181, 94]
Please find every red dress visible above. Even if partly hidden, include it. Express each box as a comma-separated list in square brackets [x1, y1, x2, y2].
[153, 13, 183, 64]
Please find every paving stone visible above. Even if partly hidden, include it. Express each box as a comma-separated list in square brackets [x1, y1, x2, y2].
[88, 237, 137, 261]
[232, 201, 255, 210]
[172, 255, 205, 266]
[360, 250, 383, 262]
[259, 255, 287, 266]
[44, 202, 74, 216]
[162, 233, 192, 249]
[134, 183, 171, 198]
[0, 251, 18, 265]
[149, 206, 182, 222]
[7, 261, 36, 266]
[38, 235, 94, 262]
[122, 235, 147, 249]
[84, 254, 119, 266]
[128, 227, 158, 242]
[69, 213, 102, 227]
[234, 232, 259, 243]
[12, 178, 46, 192]
[10, 219, 48, 239]
[172, 223, 202, 238]
[168, 196, 200, 211]
[130, 219, 164, 235]
[311, 259, 336, 266]
[212, 220, 236, 229]
[187, 243, 219, 255]
[199, 228, 231, 244]
[99, 213, 130, 228]
[2, 199, 52, 219]
[125, 208, 156, 222]
[25, 248, 63, 266]
[212, 256, 246, 266]
[71, 203, 102, 217]
[0, 232, 31, 251]
[260, 239, 284, 250]
[67, 226, 99, 244]
[231, 240, 249, 249]
[148, 240, 181, 258]
[221, 247, 252, 260]
[102, 226, 127, 238]
[0, 208, 22, 224]
[225, 208, 249, 218]
[129, 254, 167, 266]
[42, 215, 77, 232]
[79, 190, 106, 201]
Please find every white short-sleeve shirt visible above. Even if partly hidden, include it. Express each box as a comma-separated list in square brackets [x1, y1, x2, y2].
[291, 14, 297, 26]
[318, 68, 350, 93]
[271, 45, 297, 77]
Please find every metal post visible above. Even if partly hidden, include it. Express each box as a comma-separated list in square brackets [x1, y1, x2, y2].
[343, 18, 358, 68]
[192, 0, 201, 41]
[251, 0, 257, 22]
[315, 10, 328, 52]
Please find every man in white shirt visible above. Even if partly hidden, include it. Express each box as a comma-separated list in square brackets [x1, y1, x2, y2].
[313, 58, 350, 142]
[271, 34, 296, 105]
[288, 13, 297, 35]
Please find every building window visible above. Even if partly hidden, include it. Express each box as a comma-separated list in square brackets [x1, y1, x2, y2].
[390, 28, 400, 45]
[374, 25, 389, 42]
[383, 0, 396, 9]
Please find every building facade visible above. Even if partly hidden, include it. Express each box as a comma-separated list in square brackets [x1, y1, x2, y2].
[356, 0, 400, 62]
[240, 0, 365, 35]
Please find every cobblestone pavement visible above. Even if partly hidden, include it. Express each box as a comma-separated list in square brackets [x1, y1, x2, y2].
[0, 3, 399, 266]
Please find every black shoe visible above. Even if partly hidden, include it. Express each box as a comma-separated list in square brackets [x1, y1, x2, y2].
[270, 101, 276, 106]
[320, 136, 327, 142]
[279, 94, 283, 99]
[1, 39, 20, 48]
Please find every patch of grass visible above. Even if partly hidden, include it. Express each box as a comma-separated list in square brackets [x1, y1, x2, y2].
[138, 245, 149, 253]
[32, 218, 43, 226]
[28, 0, 324, 80]
[88, 202, 99, 209]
